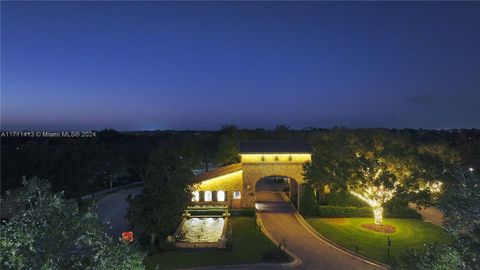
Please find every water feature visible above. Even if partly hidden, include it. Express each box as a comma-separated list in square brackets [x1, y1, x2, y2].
[176, 217, 225, 243]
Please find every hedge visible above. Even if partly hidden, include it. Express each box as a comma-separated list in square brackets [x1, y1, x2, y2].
[187, 208, 256, 217]
[188, 210, 225, 216]
[308, 206, 372, 217]
[305, 205, 421, 219]
[324, 191, 368, 207]
[230, 208, 256, 217]
[385, 207, 421, 219]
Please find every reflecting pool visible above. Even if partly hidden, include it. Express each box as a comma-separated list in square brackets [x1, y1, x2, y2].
[176, 217, 225, 242]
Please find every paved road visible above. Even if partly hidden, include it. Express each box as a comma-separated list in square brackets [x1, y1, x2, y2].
[408, 203, 444, 227]
[96, 187, 143, 238]
[256, 191, 384, 270]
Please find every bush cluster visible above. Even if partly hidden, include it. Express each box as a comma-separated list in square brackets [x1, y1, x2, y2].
[229, 208, 256, 217]
[304, 205, 421, 219]
[309, 206, 372, 217]
[324, 191, 368, 207]
[262, 248, 291, 263]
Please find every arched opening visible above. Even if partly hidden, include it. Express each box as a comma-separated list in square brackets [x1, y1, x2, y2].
[254, 176, 299, 211]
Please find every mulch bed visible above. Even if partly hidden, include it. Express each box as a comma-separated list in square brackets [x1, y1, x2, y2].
[361, 223, 396, 233]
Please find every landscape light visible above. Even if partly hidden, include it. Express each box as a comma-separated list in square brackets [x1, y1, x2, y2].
[469, 167, 474, 172]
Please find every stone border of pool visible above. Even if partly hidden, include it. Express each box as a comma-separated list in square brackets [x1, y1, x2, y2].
[173, 216, 229, 249]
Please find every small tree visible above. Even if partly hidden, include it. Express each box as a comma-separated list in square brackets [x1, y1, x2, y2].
[215, 125, 240, 166]
[305, 130, 438, 225]
[127, 145, 193, 245]
[0, 177, 145, 270]
[348, 158, 398, 225]
[299, 183, 317, 215]
[345, 134, 436, 225]
[405, 167, 479, 269]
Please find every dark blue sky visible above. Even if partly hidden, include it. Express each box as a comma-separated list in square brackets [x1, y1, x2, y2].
[2, 1, 479, 131]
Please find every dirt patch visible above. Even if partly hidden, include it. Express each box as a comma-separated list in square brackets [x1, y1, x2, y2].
[361, 223, 396, 233]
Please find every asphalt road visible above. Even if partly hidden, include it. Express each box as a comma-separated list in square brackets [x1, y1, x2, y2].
[96, 187, 143, 238]
[256, 191, 384, 270]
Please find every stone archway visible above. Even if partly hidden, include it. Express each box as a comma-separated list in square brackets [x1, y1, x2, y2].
[192, 141, 312, 212]
[240, 162, 306, 209]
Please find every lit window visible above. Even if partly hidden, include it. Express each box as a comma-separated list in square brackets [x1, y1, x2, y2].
[204, 191, 212, 202]
[233, 191, 241, 199]
[217, 191, 225, 201]
[192, 191, 199, 202]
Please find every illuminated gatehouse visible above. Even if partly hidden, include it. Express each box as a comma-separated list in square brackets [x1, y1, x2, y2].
[191, 141, 312, 210]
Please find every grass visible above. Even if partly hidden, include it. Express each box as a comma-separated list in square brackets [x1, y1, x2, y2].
[145, 217, 279, 270]
[306, 217, 450, 266]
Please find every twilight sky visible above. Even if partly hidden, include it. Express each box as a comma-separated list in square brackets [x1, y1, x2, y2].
[1, 1, 479, 131]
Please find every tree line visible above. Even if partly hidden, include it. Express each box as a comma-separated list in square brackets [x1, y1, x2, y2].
[2, 127, 478, 200]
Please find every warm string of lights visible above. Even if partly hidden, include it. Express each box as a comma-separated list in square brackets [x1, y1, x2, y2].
[350, 168, 398, 225]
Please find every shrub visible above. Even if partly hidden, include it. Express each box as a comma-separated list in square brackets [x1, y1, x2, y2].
[189, 210, 225, 216]
[300, 184, 318, 215]
[158, 241, 177, 252]
[262, 248, 291, 263]
[305, 206, 372, 217]
[324, 191, 368, 207]
[230, 208, 255, 217]
[305, 205, 422, 219]
[385, 207, 421, 219]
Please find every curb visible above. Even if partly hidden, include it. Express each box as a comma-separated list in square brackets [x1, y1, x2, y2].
[277, 191, 388, 269]
[294, 213, 390, 270]
[256, 211, 303, 268]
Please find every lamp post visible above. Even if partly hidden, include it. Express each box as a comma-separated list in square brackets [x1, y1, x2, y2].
[387, 237, 392, 263]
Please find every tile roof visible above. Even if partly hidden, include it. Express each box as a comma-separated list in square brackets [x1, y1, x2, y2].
[239, 140, 312, 154]
[192, 163, 243, 183]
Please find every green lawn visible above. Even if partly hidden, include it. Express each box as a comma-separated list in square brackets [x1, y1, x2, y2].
[306, 218, 449, 266]
[145, 217, 278, 270]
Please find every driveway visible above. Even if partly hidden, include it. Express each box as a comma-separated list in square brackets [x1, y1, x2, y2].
[256, 191, 384, 270]
[96, 187, 143, 238]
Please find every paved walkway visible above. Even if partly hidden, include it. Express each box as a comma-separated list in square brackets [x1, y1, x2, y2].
[408, 203, 444, 227]
[256, 191, 384, 270]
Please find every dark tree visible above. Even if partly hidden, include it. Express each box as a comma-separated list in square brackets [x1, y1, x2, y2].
[126, 145, 193, 245]
[0, 177, 144, 270]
